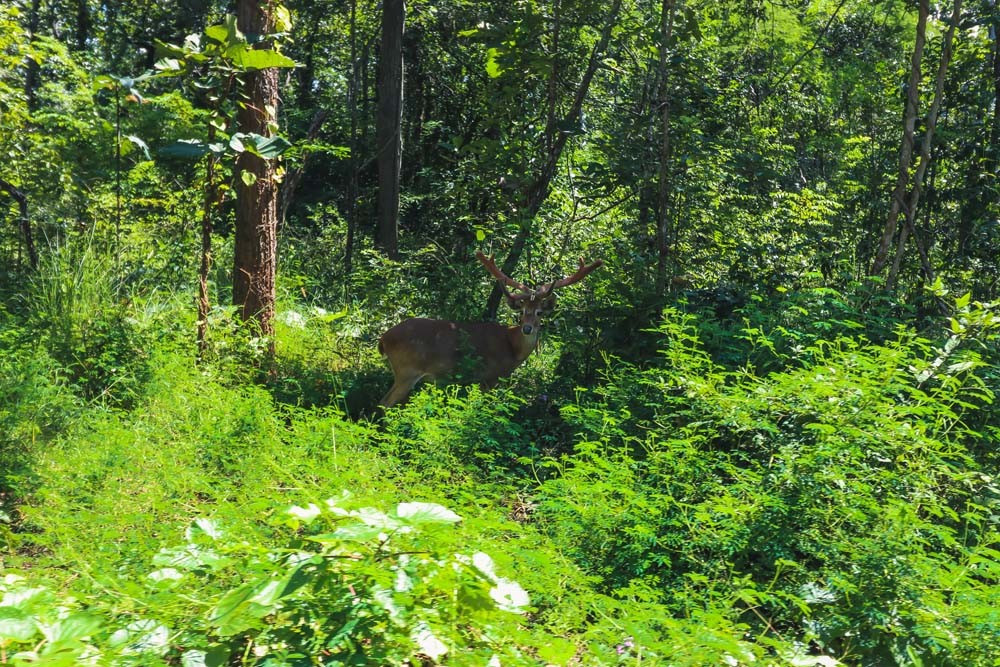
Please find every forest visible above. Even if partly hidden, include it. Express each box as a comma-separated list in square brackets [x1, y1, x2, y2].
[1, 0, 999, 664]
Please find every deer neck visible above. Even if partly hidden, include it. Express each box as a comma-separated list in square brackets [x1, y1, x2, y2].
[507, 325, 539, 362]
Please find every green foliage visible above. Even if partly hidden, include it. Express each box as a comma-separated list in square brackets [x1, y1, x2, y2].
[536, 305, 1000, 664]
[26, 240, 150, 407]
[144, 497, 534, 666]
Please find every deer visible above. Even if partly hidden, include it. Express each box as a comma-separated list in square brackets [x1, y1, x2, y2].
[377, 251, 603, 408]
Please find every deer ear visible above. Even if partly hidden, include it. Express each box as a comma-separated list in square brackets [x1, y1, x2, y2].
[506, 296, 520, 310]
[542, 294, 557, 311]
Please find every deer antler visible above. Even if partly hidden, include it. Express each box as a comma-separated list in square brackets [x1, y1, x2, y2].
[476, 251, 533, 299]
[537, 257, 604, 296]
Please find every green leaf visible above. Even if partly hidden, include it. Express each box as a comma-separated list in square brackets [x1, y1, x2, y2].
[956, 291, 971, 309]
[204, 24, 230, 45]
[224, 44, 295, 70]
[209, 583, 256, 632]
[274, 5, 293, 33]
[310, 523, 384, 543]
[0, 607, 36, 641]
[485, 48, 503, 77]
[395, 502, 462, 525]
[125, 135, 150, 160]
[244, 134, 292, 159]
[240, 171, 257, 187]
[160, 139, 212, 159]
[49, 613, 101, 643]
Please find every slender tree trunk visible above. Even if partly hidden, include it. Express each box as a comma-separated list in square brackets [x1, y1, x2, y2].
[544, 0, 561, 155]
[0, 178, 37, 270]
[279, 109, 329, 228]
[870, 0, 928, 277]
[346, 0, 360, 279]
[233, 0, 280, 351]
[655, 0, 677, 295]
[376, 0, 404, 259]
[197, 135, 218, 360]
[25, 0, 42, 112]
[485, 0, 623, 318]
[887, 0, 961, 288]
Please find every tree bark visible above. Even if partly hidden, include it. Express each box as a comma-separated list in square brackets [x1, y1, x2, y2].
[655, 0, 677, 295]
[485, 0, 623, 318]
[376, 0, 404, 259]
[870, 0, 928, 277]
[75, 0, 91, 52]
[346, 0, 360, 279]
[233, 0, 280, 350]
[24, 0, 42, 112]
[0, 177, 37, 270]
[197, 139, 218, 361]
[887, 0, 961, 288]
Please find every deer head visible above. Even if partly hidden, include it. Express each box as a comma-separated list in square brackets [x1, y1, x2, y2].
[377, 251, 602, 408]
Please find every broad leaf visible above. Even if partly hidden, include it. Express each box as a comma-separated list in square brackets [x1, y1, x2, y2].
[396, 502, 462, 525]
[224, 45, 295, 70]
[0, 607, 35, 641]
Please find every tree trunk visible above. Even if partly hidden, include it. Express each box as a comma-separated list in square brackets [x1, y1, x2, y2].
[485, 0, 623, 318]
[376, 0, 404, 259]
[25, 0, 42, 112]
[233, 0, 280, 350]
[75, 0, 91, 52]
[887, 0, 961, 288]
[655, 0, 678, 295]
[346, 0, 360, 279]
[197, 143, 218, 361]
[870, 0, 928, 277]
[0, 177, 37, 271]
[279, 109, 329, 229]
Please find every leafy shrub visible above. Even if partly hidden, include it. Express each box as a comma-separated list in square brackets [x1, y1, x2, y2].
[535, 306, 1000, 665]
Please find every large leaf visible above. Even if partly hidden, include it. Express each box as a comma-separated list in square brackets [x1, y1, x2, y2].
[160, 140, 212, 159]
[224, 45, 295, 70]
[395, 502, 462, 525]
[0, 607, 35, 641]
[248, 134, 292, 158]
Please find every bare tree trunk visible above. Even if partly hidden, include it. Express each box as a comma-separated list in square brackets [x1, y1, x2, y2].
[655, 0, 677, 295]
[197, 141, 218, 361]
[346, 0, 360, 279]
[75, 0, 91, 52]
[233, 0, 280, 352]
[887, 0, 961, 288]
[485, 0, 623, 318]
[25, 0, 42, 112]
[870, 0, 928, 277]
[376, 0, 404, 259]
[0, 177, 37, 270]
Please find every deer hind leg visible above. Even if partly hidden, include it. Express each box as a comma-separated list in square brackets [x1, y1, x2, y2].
[379, 371, 426, 408]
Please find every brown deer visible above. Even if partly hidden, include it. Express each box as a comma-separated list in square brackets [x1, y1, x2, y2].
[378, 251, 602, 408]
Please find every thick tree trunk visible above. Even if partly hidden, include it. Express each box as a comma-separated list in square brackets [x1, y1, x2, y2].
[233, 0, 280, 348]
[870, 0, 928, 277]
[485, 0, 623, 318]
[75, 0, 91, 51]
[376, 0, 404, 259]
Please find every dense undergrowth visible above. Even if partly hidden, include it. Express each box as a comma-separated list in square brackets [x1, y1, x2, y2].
[2, 252, 1000, 666]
